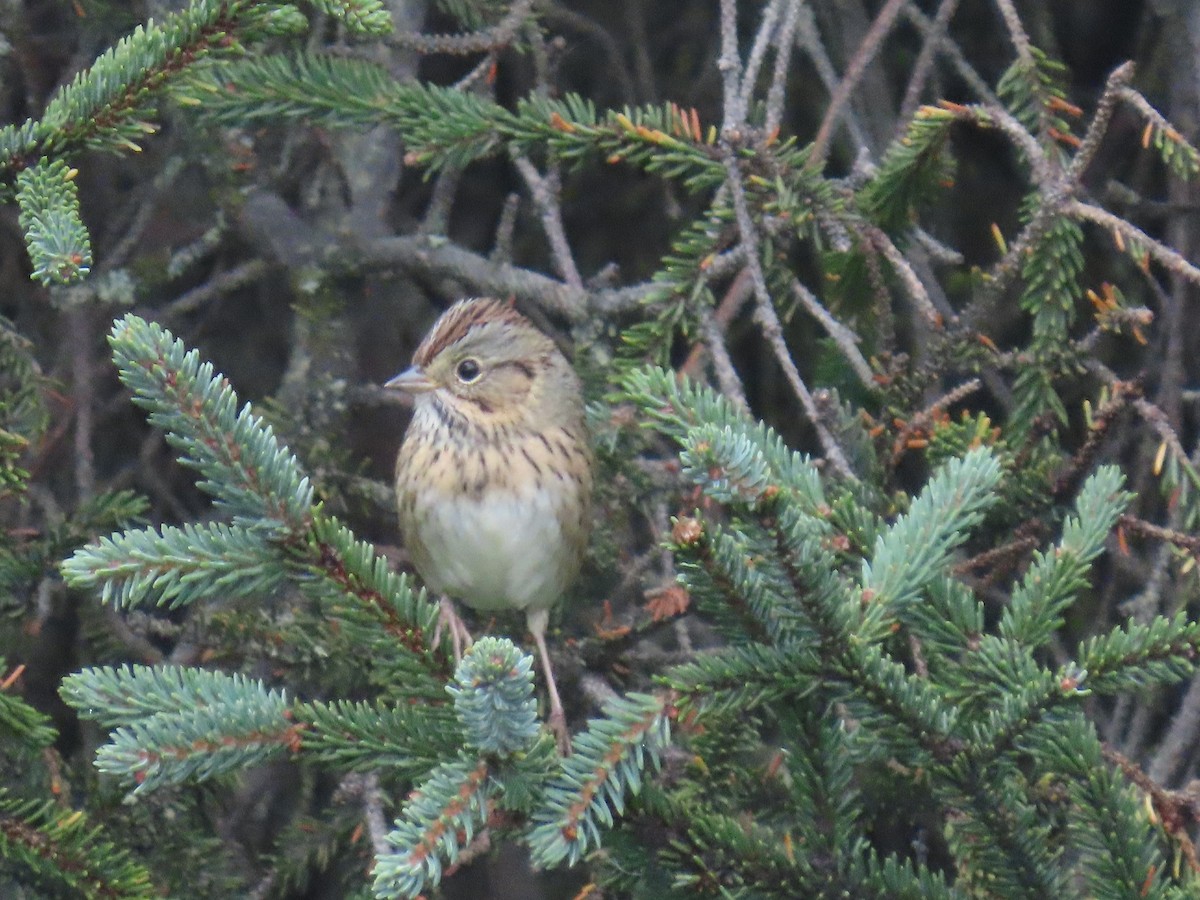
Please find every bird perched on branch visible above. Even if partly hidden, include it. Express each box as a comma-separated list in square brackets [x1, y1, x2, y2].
[386, 297, 593, 751]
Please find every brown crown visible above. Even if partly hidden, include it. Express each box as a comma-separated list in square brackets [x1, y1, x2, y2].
[413, 298, 529, 367]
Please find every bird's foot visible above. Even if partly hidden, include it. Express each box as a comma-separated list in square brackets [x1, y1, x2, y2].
[433, 596, 473, 663]
[547, 704, 572, 755]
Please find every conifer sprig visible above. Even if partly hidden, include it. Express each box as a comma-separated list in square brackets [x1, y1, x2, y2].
[296, 699, 457, 776]
[0, 660, 56, 749]
[180, 54, 726, 184]
[14, 158, 92, 285]
[108, 314, 313, 530]
[61, 521, 285, 609]
[61, 665, 294, 793]
[528, 691, 670, 869]
[372, 758, 493, 899]
[448, 636, 540, 755]
[0, 789, 156, 899]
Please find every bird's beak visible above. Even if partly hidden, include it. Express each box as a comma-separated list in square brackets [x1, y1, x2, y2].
[384, 365, 436, 394]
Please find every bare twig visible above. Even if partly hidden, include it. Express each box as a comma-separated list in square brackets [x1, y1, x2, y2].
[717, 0, 746, 128]
[991, 0, 1035, 76]
[897, 0, 962, 126]
[689, 270, 752, 410]
[795, 5, 871, 156]
[418, 166, 463, 236]
[809, 0, 908, 169]
[739, 0, 784, 117]
[722, 149, 855, 479]
[1068, 200, 1200, 287]
[513, 155, 583, 289]
[386, 0, 533, 55]
[765, 0, 803, 136]
[901, 3, 999, 106]
[790, 277, 874, 387]
[156, 259, 271, 321]
[489, 192, 521, 264]
[864, 224, 949, 326]
[344, 234, 652, 321]
[69, 309, 95, 501]
[1065, 62, 1136, 183]
[541, 5, 638, 102]
[336, 772, 391, 857]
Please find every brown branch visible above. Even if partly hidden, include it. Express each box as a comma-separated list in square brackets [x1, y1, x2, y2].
[1103, 744, 1200, 874]
[1051, 379, 1141, 501]
[1117, 515, 1200, 559]
[808, 0, 908, 169]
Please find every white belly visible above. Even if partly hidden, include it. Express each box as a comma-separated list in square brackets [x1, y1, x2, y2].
[410, 484, 573, 612]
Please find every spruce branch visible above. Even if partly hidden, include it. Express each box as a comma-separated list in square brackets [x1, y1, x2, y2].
[15, 158, 92, 285]
[0, 789, 155, 899]
[0, 662, 56, 749]
[60, 665, 295, 793]
[528, 691, 670, 869]
[860, 446, 1002, 628]
[181, 54, 727, 184]
[108, 314, 313, 531]
[1074, 613, 1200, 694]
[297, 699, 458, 777]
[61, 521, 286, 610]
[304, 512, 449, 686]
[619, 366, 828, 508]
[372, 758, 492, 899]
[447, 636, 540, 756]
[34, 0, 245, 158]
[60, 663, 264, 729]
[859, 104, 956, 233]
[1035, 717, 1168, 898]
[999, 466, 1130, 647]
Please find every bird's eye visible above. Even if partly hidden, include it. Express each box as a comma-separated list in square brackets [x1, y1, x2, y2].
[455, 358, 482, 383]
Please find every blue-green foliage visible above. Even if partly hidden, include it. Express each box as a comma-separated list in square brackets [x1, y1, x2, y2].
[529, 692, 670, 868]
[15, 158, 91, 285]
[61, 521, 285, 609]
[373, 758, 492, 899]
[61, 665, 291, 794]
[109, 314, 313, 530]
[448, 637, 539, 755]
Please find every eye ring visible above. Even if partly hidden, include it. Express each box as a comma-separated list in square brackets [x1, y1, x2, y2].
[455, 358, 482, 383]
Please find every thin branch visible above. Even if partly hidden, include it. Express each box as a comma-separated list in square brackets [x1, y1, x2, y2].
[897, 0, 962, 126]
[69, 309, 95, 501]
[795, 5, 871, 156]
[156, 259, 271, 320]
[344, 233, 651, 321]
[1068, 200, 1200, 287]
[489, 191, 521, 264]
[765, 0, 803, 136]
[386, 0, 534, 55]
[717, 0, 746, 129]
[1065, 62, 1136, 183]
[901, 3, 999, 106]
[681, 267, 752, 411]
[513, 155, 583, 289]
[790, 277, 874, 388]
[540, 5, 638, 102]
[722, 147, 855, 480]
[863, 224, 948, 326]
[738, 0, 785, 118]
[991, 0, 1035, 76]
[809, 0, 908, 169]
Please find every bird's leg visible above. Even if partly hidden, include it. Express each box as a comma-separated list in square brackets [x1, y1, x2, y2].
[433, 595, 473, 663]
[527, 607, 570, 754]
